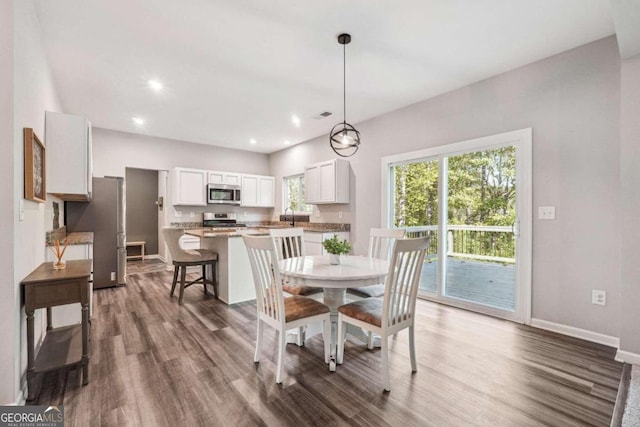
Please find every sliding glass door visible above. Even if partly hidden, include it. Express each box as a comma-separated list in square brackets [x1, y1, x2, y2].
[384, 129, 531, 323]
[444, 148, 517, 311]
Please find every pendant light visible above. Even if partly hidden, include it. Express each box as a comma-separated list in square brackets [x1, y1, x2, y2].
[330, 33, 360, 157]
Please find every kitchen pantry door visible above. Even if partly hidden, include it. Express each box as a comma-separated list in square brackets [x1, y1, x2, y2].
[382, 128, 532, 323]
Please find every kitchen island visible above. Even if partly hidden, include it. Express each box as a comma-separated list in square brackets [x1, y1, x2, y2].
[183, 223, 351, 305]
[185, 228, 269, 305]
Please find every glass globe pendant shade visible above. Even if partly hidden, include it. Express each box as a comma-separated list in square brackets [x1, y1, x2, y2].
[330, 122, 360, 157]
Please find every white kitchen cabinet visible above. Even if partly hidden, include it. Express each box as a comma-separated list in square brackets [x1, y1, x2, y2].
[208, 171, 241, 186]
[304, 231, 350, 255]
[241, 174, 274, 207]
[45, 243, 93, 327]
[172, 167, 207, 206]
[304, 159, 349, 204]
[45, 111, 93, 201]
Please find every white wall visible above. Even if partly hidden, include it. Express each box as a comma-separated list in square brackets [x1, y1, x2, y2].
[619, 53, 640, 355]
[0, 0, 16, 405]
[92, 128, 273, 224]
[270, 36, 621, 338]
[3, 0, 64, 404]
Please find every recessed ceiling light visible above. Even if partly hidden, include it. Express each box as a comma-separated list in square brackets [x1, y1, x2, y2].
[249, 139, 257, 145]
[132, 117, 145, 126]
[291, 114, 301, 127]
[284, 140, 291, 145]
[147, 79, 163, 92]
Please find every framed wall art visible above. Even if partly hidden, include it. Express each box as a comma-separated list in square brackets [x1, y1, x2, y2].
[24, 128, 46, 203]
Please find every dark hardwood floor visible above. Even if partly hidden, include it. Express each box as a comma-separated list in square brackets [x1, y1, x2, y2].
[32, 270, 622, 426]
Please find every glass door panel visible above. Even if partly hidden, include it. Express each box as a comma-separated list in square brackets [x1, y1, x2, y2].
[391, 159, 439, 294]
[444, 147, 517, 311]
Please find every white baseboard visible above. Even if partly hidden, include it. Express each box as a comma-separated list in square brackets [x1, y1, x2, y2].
[5, 385, 27, 406]
[616, 349, 640, 365]
[530, 318, 620, 348]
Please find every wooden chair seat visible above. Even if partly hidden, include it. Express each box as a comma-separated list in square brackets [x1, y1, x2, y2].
[282, 283, 323, 296]
[337, 298, 383, 327]
[347, 284, 385, 298]
[174, 249, 218, 264]
[285, 296, 330, 322]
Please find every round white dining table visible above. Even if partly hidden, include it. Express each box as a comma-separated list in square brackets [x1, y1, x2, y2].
[279, 255, 389, 370]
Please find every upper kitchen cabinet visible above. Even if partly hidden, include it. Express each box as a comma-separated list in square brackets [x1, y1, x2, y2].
[305, 159, 349, 204]
[172, 167, 207, 206]
[241, 174, 274, 207]
[45, 111, 93, 201]
[208, 171, 241, 186]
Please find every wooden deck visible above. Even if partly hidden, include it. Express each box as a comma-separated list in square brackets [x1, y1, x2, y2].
[419, 258, 516, 311]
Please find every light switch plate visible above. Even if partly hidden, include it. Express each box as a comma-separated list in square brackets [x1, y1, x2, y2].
[19, 199, 24, 222]
[538, 206, 555, 220]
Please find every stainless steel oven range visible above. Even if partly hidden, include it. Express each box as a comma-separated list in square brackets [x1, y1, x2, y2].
[203, 212, 247, 229]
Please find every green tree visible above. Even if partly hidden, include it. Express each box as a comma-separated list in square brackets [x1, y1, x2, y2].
[393, 147, 516, 259]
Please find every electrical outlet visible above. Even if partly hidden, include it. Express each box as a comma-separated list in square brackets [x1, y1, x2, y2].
[592, 290, 606, 306]
[189, 211, 195, 218]
[315, 209, 320, 218]
[538, 206, 556, 220]
[110, 272, 116, 281]
[175, 210, 182, 217]
[338, 211, 343, 219]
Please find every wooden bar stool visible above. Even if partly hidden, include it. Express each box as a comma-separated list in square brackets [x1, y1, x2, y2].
[162, 227, 218, 305]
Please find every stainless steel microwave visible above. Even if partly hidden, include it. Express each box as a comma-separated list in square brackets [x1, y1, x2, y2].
[207, 184, 241, 204]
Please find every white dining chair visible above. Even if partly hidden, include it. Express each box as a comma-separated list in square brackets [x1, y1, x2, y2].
[348, 228, 406, 299]
[337, 237, 429, 391]
[269, 228, 323, 297]
[270, 227, 323, 347]
[243, 235, 331, 384]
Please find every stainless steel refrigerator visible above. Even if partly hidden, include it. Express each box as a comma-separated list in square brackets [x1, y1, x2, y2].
[66, 177, 126, 288]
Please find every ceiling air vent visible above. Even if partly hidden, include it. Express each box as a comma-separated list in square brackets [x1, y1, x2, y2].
[313, 111, 333, 119]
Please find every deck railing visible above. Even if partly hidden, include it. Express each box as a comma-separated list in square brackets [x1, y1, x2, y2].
[402, 225, 515, 264]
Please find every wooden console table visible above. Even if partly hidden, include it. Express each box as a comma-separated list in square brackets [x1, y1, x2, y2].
[21, 259, 92, 401]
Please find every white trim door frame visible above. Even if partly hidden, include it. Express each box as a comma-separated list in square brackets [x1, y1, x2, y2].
[381, 128, 532, 324]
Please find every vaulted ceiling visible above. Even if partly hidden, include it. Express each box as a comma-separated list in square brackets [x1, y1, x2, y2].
[35, 0, 615, 153]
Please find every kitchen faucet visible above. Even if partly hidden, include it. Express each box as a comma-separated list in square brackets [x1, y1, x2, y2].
[284, 207, 295, 227]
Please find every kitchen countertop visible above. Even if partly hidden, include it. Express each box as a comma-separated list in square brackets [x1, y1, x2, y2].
[248, 221, 350, 233]
[184, 225, 350, 238]
[46, 231, 94, 246]
[172, 221, 350, 233]
[185, 228, 270, 238]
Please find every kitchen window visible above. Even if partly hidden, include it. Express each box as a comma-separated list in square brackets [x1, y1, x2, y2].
[283, 174, 312, 214]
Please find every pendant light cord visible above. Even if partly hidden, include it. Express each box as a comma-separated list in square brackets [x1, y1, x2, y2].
[343, 42, 346, 124]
